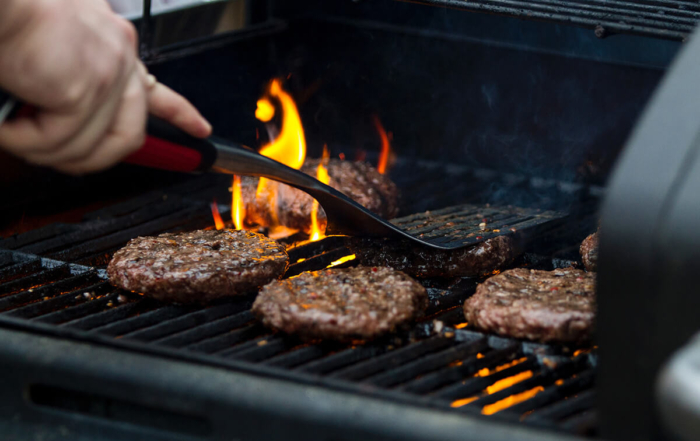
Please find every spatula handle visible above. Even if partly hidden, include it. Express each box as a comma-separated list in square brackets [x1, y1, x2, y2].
[124, 116, 217, 172]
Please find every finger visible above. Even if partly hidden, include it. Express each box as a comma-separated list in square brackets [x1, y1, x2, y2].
[53, 69, 147, 175]
[0, 107, 95, 154]
[23, 69, 131, 166]
[147, 82, 212, 138]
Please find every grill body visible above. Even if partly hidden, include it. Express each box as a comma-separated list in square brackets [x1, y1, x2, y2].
[0, 1, 694, 440]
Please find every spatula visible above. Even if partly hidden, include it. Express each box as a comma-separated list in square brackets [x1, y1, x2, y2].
[126, 117, 564, 250]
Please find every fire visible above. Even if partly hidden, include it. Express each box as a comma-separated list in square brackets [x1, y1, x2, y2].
[450, 397, 478, 408]
[210, 201, 225, 230]
[327, 254, 357, 268]
[310, 145, 331, 241]
[485, 371, 533, 394]
[252, 78, 307, 235]
[257, 79, 306, 173]
[481, 386, 545, 415]
[449, 358, 529, 408]
[231, 175, 245, 230]
[256, 98, 275, 122]
[372, 115, 391, 174]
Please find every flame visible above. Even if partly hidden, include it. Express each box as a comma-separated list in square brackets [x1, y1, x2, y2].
[256, 98, 275, 122]
[310, 145, 331, 241]
[476, 357, 528, 378]
[485, 371, 533, 394]
[252, 79, 307, 235]
[327, 254, 356, 268]
[210, 201, 225, 230]
[450, 397, 479, 408]
[231, 175, 245, 230]
[450, 358, 529, 408]
[257, 79, 306, 170]
[454, 323, 468, 329]
[372, 115, 391, 174]
[481, 387, 545, 415]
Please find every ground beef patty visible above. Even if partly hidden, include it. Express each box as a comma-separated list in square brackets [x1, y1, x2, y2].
[463, 267, 595, 343]
[241, 159, 400, 234]
[347, 235, 519, 278]
[580, 231, 599, 272]
[108, 230, 288, 303]
[252, 266, 428, 342]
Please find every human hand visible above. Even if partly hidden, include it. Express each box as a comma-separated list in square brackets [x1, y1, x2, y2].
[0, 0, 211, 175]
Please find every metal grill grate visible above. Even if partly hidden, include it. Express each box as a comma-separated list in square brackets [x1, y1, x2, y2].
[405, 0, 700, 40]
[0, 161, 601, 437]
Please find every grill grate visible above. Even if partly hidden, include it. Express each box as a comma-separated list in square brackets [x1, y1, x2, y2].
[405, 0, 699, 40]
[0, 161, 601, 437]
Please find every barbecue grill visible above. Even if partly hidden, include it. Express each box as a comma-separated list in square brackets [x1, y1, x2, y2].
[0, 1, 697, 440]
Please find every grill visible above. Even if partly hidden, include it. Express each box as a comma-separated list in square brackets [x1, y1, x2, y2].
[3, 0, 691, 439]
[406, 0, 700, 40]
[0, 160, 600, 439]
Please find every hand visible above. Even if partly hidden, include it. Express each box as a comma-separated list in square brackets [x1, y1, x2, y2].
[0, 0, 212, 175]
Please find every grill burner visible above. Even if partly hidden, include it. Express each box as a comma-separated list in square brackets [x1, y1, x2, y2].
[0, 160, 601, 439]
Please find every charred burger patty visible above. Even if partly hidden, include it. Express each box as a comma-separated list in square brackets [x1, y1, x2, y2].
[580, 231, 599, 272]
[252, 266, 428, 342]
[463, 267, 595, 343]
[242, 159, 399, 233]
[108, 229, 289, 303]
[347, 235, 519, 278]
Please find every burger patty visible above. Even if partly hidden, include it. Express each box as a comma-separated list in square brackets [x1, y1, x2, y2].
[241, 159, 400, 234]
[108, 230, 289, 303]
[252, 266, 428, 342]
[347, 235, 519, 278]
[463, 267, 595, 343]
[580, 231, 599, 272]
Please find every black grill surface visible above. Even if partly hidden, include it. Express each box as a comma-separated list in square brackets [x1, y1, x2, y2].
[0, 160, 601, 438]
[407, 0, 699, 40]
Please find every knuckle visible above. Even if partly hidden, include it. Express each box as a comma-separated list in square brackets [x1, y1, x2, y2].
[119, 20, 139, 47]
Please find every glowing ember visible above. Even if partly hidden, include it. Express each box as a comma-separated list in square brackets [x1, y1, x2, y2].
[372, 115, 391, 174]
[327, 254, 356, 268]
[450, 397, 479, 408]
[485, 371, 533, 394]
[454, 322, 468, 329]
[210, 201, 225, 230]
[476, 357, 528, 377]
[310, 145, 331, 241]
[481, 386, 545, 415]
[231, 175, 245, 230]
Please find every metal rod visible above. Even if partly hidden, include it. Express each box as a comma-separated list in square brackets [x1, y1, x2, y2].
[140, 0, 153, 60]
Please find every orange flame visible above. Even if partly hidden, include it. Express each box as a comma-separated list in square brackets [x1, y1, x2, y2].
[257, 79, 306, 170]
[253, 79, 307, 234]
[327, 254, 356, 268]
[481, 386, 545, 415]
[231, 175, 245, 230]
[210, 201, 225, 230]
[256, 98, 275, 122]
[310, 145, 330, 241]
[372, 115, 390, 174]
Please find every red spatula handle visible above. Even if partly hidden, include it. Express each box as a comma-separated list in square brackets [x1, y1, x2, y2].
[124, 116, 217, 172]
[1, 97, 218, 174]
